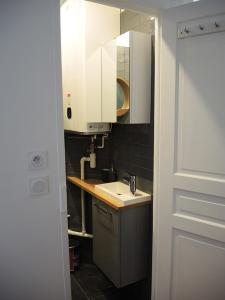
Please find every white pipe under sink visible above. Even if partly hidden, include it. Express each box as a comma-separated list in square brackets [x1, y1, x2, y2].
[68, 146, 96, 239]
[68, 229, 93, 239]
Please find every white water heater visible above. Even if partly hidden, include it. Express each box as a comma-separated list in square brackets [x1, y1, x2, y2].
[60, 0, 120, 134]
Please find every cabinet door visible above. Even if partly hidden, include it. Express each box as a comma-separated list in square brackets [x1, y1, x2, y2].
[92, 199, 121, 287]
[116, 31, 151, 124]
[101, 40, 117, 123]
[130, 31, 151, 124]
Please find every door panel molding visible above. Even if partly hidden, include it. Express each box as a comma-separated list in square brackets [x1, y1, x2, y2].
[171, 230, 225, 300]
[174, 190, 225, 224]
[173, 173, 225, 198]
[174, 29, 225, 178]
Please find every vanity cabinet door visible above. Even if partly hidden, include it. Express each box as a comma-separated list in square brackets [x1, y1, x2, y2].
[92, 197, 151, 288]
[92, 198, 121, 287]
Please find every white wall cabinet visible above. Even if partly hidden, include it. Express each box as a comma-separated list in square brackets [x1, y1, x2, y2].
[117, 31, 152, 124]
[61, 0, 120, 134]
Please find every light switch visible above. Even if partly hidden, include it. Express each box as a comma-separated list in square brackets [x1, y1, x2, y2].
[29, 176, 49, 196]
[28, 151, 48, 170]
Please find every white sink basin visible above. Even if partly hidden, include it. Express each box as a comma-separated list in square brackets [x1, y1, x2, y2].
[95, 181, 151, 206]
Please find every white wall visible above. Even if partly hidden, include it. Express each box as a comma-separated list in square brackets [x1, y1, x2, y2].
[0, 0, 70, 299]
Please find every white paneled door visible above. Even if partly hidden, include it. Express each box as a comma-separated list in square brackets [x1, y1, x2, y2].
[153, 1, 225, 299]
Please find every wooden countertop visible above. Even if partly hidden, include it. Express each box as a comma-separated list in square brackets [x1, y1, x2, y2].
[67, 176, 152, 210]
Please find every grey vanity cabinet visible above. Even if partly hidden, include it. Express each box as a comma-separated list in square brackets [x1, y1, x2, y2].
[92, 197, 151, 288]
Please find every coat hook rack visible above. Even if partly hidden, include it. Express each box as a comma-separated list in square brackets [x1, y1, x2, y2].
[178, 14, 225, 39]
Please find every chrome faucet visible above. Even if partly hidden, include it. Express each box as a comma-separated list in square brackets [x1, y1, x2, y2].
[122, 174, 136, 195]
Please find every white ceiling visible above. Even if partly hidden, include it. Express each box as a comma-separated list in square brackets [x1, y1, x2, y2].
[90, 0, 200, 13]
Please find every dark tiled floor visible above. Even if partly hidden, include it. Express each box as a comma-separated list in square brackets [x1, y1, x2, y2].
[70, 263, 150, 300]
[70, 263, 118, 300]
[71, 275, 87, 300]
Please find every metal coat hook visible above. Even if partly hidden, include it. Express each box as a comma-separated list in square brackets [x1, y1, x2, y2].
[184, 27, 189, 34]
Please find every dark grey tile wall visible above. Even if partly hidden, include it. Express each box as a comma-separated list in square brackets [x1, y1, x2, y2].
[111, 123, 154, 193]
[65, 133, 112, 234]
[65, 118, 154, 194]
[65, 133, 112, 178]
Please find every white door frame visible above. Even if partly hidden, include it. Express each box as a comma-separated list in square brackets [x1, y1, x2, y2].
[60, 0, 161, 299]
[59, 1, 225, 299]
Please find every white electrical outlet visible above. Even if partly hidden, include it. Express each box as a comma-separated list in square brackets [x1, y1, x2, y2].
[28, 151, 48, 170]
[29, 176, 49, 196]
